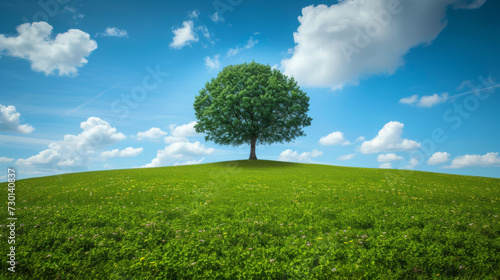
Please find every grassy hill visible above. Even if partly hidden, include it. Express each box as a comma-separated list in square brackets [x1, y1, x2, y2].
[1, 160, 499, 279]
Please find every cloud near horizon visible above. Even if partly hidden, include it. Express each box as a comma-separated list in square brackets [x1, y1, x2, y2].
[428, 152, 450, 165]
[359, 121, 420, 154]
[278, 149, 323, 162]
[143, 141, 214, 167]
[17, 117, 125, 169]
[445, 152, 500, 169]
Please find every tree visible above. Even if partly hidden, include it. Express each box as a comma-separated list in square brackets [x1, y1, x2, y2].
[193, 62, 312, 160]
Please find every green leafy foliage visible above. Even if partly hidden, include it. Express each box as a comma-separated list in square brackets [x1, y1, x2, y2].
[194, 62, 312, 158]
[0, 160, 499, 279]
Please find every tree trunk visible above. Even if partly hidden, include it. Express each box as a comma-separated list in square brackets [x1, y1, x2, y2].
[249, 137, 257, 160]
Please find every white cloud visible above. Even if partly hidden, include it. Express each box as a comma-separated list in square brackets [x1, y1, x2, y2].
[100, 27, 128, 38]
[17, 117, 125, 169]
[0, 105, 34, 133]
[359, 121, 420, 154]
[445, 152, 500, 169]
[337, 153, 356, 161]
[399, 93, 449, 107]
[419, 93, 449, 107]
[427, 152, 450, 165]
[227, 36, 259, 57]
[101, 147, 143, 159]
[278, 149, 323, 162]
[0, 157, 14, 163]
[379, 162, 392, 169]
[210, 12, 223, 23]
[377, 153, 403, 162]
[319, 131, 351, 146]
[399, 95, 418, 105]
[171, 121, 198, 137]
[190, 10, 200, 18]
[174, 157, 205, 166]
[144, 141, 214, 167]
[170, 20, 198, 49]
[403, 156, 419, 169]
[0, 22, 97, 76]
[281, 0, 485, 89]
[204, 55, 220, 70]
[136, 127, 167, 140]
[163, 121, 200, 144]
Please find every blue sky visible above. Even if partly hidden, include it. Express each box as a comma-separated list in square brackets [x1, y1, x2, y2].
[1, 0, 499, 180]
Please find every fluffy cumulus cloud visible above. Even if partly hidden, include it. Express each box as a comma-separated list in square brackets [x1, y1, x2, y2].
[170, 20, 198, 49]
[359, 121, 420, 154]
[445, 152, 500, 169]
[281, 0, 486, 89]
[377, 153, 403, 162]
[400, 93, 449, 107]
[0, 22, 97, 76]
[0, 104, 34, 133]
[0, 157, 14, 163]
[171, 121, 198, 137]
[278, 149, 323, 162]
[337, 153, 356, 161]
[101, 147, 143, 159]
[319, 131, 351, 146]
[144, 142, 214, 167]
[17, 117, 125, 169]
[100, 27, 128, 38]
[427, 152, 450, 165]
[136, 127, 167, 140]
[163, 121, 201, 144]
[204, 55, 220, 70]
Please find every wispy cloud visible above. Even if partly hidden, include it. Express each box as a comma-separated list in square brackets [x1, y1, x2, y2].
[98, 27, 128, 38]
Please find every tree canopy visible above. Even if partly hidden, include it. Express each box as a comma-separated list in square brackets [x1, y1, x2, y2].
[193, 62, 312, 159]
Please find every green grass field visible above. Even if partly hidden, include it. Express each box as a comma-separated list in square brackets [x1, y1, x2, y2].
[1, 160, 499, 279]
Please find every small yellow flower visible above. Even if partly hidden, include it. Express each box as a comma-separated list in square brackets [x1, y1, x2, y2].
[140, 257, 145, 262]
[317, 237, 323, 240]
